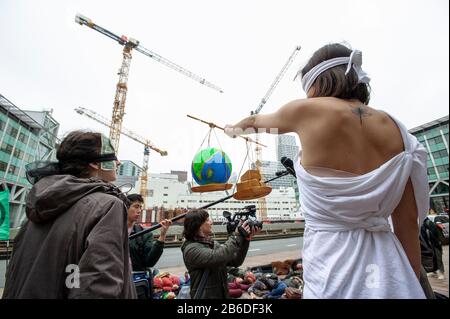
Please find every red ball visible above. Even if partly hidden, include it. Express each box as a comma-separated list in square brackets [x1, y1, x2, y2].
[170, 275, 181, 286]
[153, 278, 163, 289]
[162, 277, 173, 287]
[239, 284, 250, 291]
[228, 289, 243, 298]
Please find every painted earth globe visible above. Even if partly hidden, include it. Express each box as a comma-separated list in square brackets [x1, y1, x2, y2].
[191, 147, 232, 186]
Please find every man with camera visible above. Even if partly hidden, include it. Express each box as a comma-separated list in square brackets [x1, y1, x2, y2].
[181, 209, 261, 299]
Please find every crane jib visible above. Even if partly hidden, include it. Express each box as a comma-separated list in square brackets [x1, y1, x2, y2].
[251, 46, 301, 115]
[75, 13, 223, 93]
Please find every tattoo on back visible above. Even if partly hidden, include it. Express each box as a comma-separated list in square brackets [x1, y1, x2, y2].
[349, 105, 372, 125]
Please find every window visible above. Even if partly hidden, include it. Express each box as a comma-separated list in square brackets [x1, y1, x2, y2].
[163, 201, 168, 204]
[163, 194, 168, 197]
[13, 148, 24, 159]
[8, 164, 18, 175]
[164, 186, 169, 190]
[0, 119, 5, 130]
[8, 126, 19, 138]
[18, 132, 28, 144]
[0, 143, 13, 154]
[428, 136, 443, 145]
[28, 139, 37, 150]
[0, 161, 7, 171]
[437, 165, 449, 173]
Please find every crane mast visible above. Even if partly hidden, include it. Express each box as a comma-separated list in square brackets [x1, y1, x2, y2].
[251, 46, 301, 221]
[110, 45, 134, 152]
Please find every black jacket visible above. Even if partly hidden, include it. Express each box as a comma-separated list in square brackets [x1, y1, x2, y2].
[129, 224, 165, 271]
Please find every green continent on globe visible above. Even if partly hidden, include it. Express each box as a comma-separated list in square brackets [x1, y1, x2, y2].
[191, 147, 232, 185]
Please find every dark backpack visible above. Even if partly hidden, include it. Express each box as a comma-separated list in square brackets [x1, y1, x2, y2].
[131, 224, 153, 299]
[420, 223, 438, 273]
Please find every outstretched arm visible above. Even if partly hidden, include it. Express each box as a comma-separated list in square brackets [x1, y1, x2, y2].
[141, 219, 172, 267]
[225, 99, 309, 137]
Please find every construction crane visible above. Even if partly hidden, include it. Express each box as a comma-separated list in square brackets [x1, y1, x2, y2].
[75, 13, 223, 153]
[251, 46, 301, 221]
[75, 107, 167, 200]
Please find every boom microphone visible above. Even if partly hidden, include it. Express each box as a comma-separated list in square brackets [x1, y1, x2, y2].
[281, 157, 296, 177]
[130, 161, 293, 240]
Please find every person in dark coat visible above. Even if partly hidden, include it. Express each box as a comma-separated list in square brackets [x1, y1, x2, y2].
[3, 131, 136, 299]
[127, 194, 171, 298]
[423, 217, 446, 280]
[181, 209, 259, 299]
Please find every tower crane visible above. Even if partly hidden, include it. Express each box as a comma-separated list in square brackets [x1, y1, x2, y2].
[75, 13, 223, 153]
[251, 46, 301, 221]
[75, 107, 167, 200]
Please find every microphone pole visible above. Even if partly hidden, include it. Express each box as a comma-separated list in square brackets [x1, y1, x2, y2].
[129, 170, 291, 240]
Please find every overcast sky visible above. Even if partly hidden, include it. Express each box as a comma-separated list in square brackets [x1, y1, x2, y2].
[1, 0, 448, 179]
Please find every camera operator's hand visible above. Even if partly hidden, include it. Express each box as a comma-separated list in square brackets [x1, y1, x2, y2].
[247, 224, 261, 241]
[234, 220, 246, 236]
[237, 221, 261, 241]
[158, 219, 172, 242]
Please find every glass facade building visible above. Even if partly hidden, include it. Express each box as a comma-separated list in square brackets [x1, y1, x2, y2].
[409, 115, 449, 213]
[256, 160, 297, 189]
[0, 93, 59, 229]
[118, 160, 142, 177]
[276, 134, 299, 163]
[114, 160, 142, 189]
[276, 134, 300, 203]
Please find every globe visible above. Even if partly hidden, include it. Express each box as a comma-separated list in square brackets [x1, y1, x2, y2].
[191, 147, 232, 186]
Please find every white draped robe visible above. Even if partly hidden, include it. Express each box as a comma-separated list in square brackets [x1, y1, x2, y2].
[295, 115, 429, 299]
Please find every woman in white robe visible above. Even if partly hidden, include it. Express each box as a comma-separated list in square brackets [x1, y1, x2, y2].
[225, 43, 428, 299]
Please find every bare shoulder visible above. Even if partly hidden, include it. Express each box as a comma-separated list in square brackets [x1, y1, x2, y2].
[288, 97, 350, 114]
[278, 98, 324, 117]
[307, 97, 388, 119]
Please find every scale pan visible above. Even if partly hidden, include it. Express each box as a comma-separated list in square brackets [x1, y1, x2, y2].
[233, 186, 272, 200]
[191, 183, 233, 193]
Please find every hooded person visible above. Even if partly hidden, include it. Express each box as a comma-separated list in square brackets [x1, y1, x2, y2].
[3, 130, 137, 299]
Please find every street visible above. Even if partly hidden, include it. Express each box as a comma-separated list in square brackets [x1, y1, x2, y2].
[155, 237, 303, 269]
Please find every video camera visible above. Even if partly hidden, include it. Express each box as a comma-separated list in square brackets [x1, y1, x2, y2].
[223, 205, 263, 238]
